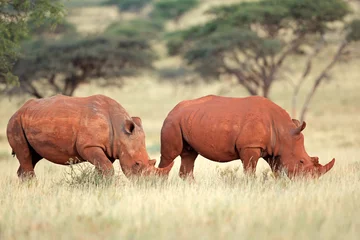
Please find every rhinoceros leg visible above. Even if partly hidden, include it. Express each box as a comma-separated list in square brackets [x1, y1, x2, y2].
[179, 146, 198, 180]
[239, 148, 261, 175]
[79, 147, 114, 177]
[265, 156, 282, 178]
[7, 118, 42, 180]
[158, 122, 183, 174]
[15, 147, 43, 180]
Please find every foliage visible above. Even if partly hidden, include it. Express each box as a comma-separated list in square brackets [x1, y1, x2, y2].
[346, 19, 360, 42]
[28, 18, 76, 37]
[6, 35, 157, 98]
[62, 0, 106, 8]
[103, 0, 153, 12]
[167, 0, 358, 99]
[151, 0, 199, 23]
[0, 0, 65, 86]
[105, 18, 164, 40]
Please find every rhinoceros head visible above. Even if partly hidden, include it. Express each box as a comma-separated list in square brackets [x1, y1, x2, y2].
[280, 119, 335, 179]
[118, 117, 173, 178]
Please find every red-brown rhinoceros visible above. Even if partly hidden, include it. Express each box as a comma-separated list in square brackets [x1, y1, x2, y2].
[7, 94, 173, 179]
[158, 95, 335, 180]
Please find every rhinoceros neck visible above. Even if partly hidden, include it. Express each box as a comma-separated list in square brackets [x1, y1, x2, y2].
[267, 111, 295, 157]
[108, 107, 131, 160]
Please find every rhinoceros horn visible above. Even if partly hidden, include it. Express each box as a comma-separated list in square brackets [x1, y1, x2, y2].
[145, 159, 174, 176]
[291, 121, 306, 135]
[317, 158, 336, 176]
[154, 161, 174, 176]
[149, 159, 156, 167]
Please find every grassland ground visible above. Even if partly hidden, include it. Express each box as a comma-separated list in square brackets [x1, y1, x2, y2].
[0, 73, 360, 239]
[1, 1, 360, 239]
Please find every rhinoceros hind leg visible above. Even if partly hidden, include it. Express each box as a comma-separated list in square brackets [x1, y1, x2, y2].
[79, 147, 114, 177]
[16, 150, 41, 180]
[8, 119, 41, 180]
[179, 146, 198, 180]
[14, 144, 42, 180]
[239, 147, 261, 176]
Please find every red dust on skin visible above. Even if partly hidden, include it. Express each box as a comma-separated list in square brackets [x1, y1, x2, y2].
[158, 95, 335, 180]
[6, 94, 172, 180]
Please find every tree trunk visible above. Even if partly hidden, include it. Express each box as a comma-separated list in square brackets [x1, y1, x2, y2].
[22, 81, 44, 99]
[299, 41, 348, 122]
[262, 84, 270, 98]
[292, 35, 325, 119]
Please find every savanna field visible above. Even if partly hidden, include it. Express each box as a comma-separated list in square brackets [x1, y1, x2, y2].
[1, 0, 360, 239]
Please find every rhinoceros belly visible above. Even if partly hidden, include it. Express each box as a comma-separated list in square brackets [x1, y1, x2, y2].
[23, 118, 81, 165]
[182, 115, 240, 162]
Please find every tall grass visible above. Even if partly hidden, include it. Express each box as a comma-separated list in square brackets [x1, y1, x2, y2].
[0, 158, 359, 239]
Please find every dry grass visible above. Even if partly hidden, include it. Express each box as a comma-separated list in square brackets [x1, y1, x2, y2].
[1, 70, 360, 239]
[1, 1, 360, 239]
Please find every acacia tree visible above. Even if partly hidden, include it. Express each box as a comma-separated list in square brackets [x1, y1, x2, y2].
[292, 19, 360, 121]
[6, 35, 156, 98]
[150, 0, 199, 24]
[102, 0, 153, 12]
[105, 18, 164, 40]
[167, 0, 360, 119]
[0, 0, 64, 85]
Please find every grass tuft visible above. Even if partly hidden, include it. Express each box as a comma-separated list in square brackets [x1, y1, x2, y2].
[61, 159, 114, 188]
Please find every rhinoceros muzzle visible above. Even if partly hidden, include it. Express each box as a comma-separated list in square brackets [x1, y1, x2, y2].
[288, 158, 336, 179]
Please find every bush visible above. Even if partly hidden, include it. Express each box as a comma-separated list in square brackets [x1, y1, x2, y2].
[62, 159, 114, 188]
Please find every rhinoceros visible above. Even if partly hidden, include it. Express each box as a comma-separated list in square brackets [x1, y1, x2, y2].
[158, 95, 335, 180]
[7, 94, 173, 179]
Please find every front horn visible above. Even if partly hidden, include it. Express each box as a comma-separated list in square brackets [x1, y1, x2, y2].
[154, 161, 174, 176]
[318, 158, 336, 176]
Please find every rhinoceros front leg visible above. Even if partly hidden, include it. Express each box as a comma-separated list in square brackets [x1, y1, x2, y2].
[239, 148, 261, 176]
[79, 147, 114, 177]
[266, 156, 282, 179]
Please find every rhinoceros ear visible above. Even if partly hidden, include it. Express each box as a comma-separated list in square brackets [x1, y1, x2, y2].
[124, 119, 135, 134]
[131, 117, 142, 127]
[291, 121, 306, 135]
[292, 119, 301, 127]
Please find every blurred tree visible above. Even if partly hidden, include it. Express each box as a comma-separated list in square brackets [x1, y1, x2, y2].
[6, 36, 157, 98]
[0, 0, 65, 87]
[167, 0, 360, 121]
[151, 0, 199, 24]
[27, 18, 76, 37]
[104, 18, 164, 40]
[102, 0, 153, 12]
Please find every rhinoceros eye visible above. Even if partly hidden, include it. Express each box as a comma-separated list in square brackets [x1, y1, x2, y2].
[300, 160, 304, 164]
